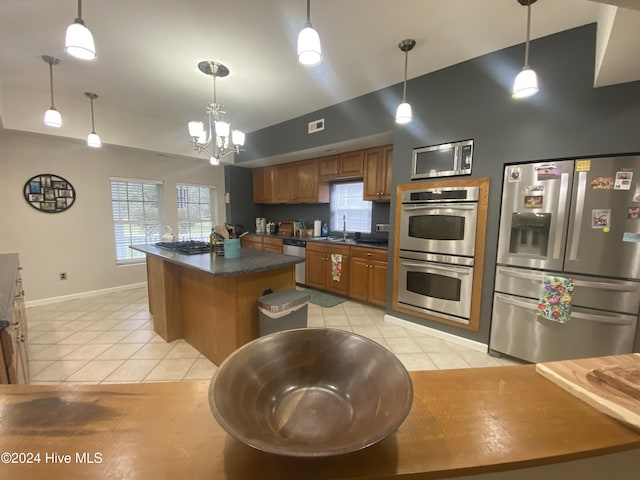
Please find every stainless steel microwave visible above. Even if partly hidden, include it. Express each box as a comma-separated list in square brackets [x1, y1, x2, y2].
[411, 139, 473, 180]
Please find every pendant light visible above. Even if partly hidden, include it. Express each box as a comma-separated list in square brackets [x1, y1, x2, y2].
[512, 0, 539, 99]
[84, 92, 101, 148]
[65, 0, 97, 60]
[395, 39, 416, 124]
[297, 0, 322, 66]
[42, 55, 62, 128]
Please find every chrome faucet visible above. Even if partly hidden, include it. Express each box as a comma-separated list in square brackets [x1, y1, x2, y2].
[343, 215, 347, 240]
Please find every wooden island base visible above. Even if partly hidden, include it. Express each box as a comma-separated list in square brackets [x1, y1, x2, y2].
[146, 253, 295, 365]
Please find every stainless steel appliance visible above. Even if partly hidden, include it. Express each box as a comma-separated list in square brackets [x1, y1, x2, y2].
[490, 156, 640, 363]
[397, 251, 474, 322]
[155, 240, 211, 254]
[399, 186, 478, 257]
[411, 139, 473, 180]
[397, 185, 480, 324]
[283, 238, 306, 286]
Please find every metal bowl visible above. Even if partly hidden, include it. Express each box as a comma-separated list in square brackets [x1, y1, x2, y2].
[208, 328, 413, 457]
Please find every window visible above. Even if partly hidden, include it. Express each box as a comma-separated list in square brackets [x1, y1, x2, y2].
[110, 178, 162, 265]
[177, 184, 217, 241]
[330, 182, 372, 233]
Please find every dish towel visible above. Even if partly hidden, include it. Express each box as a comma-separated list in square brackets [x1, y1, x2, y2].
[331, 254, 342, 282]
[537, 275, 575, 323]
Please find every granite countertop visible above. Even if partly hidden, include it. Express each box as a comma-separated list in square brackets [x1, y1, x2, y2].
[131, 244, 303, 277]
[252, 233, 389, 250]
[0, 253, 19, 330]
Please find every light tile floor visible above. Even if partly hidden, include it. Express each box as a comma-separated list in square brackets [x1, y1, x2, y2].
[26, 287, 520, 385]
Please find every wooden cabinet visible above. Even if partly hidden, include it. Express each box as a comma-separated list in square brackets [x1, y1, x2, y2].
[262, 236, 283, 253]
[364, 145, 393, 201]
[318, 150, 364, 180]
[274, 159, 329, 204]
[252, 166, 275, 204]
[349, 246, 388, 307]
[305, 242, 350, 296]
[241, 234, 283, 253]
[1, 263, 29, 384]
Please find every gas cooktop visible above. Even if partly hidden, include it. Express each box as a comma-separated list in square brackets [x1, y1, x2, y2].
[155, 240, 211, 255]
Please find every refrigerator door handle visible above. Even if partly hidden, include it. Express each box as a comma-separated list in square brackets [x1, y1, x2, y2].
[495, 293, 538, 310]
[500, 267, 639, 292]
[569, 311, 634, 326]
[568, 171, 587, 261]
[553, 173, 570, 260]
[495, 294, 634, 326]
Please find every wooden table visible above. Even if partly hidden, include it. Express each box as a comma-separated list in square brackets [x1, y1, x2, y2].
[1, 365, 639, 479]
[132, 245, 302, 364]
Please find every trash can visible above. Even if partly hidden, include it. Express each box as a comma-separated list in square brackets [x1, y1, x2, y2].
[258, 289, 309, 336]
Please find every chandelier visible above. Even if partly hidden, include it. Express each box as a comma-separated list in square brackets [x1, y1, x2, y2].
[188, 61, 245, 166]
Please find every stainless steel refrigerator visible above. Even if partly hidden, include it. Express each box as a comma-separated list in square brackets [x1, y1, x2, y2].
[490, 156, 640, 363]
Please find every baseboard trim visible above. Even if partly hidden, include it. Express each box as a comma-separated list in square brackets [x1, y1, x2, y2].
[25, 282, 147, 308]
[384, 314, 487, 353]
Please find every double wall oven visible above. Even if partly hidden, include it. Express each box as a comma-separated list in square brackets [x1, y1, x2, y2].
[397, 186, 479, 324]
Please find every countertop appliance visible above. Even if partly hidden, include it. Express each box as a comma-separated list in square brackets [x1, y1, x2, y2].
[397, 185, 479, 324]
[411, 139, 473, 180]
[490, 156, 640, 363]
[155, 240, 211, 255]
[283, 238, 306, 286]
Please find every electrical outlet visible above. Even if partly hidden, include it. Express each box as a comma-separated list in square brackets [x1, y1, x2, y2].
[376, 224, 390, 232]
[59, 272, 67, 280]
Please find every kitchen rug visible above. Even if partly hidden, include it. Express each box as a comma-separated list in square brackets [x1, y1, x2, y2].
[300, 288, 346, 308]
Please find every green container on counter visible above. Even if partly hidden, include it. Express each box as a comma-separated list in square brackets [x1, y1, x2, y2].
[224, 238, 241, 259]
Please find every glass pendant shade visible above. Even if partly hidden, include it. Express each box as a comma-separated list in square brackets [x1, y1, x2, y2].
[65, 21, 96, 60]
[395, 102, 412, 124]
[231, 130, 245, 146]
[188, 121, 204, 138]
[297, 26, 322, 66]
[512, 67, 539, 99]
[44, 108, 62, 128]
[215, 120, 230, 138]
[209, 156, 219, 166]
[87, 132, 101, 148]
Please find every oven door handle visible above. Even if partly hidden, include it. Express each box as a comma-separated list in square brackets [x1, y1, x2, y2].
[401, 261, 472, 274]
[401, 204, 477, 211]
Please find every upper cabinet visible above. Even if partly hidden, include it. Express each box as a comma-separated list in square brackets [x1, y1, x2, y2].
[252, 166, 275, 204]
[363, 145, 393, 201]
[274, 159, 329, 204]
[252, 144, 390, 204]
[318, 150, 364, 181]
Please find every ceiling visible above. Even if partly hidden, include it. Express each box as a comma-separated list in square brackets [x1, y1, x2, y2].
[0, 0, 639, 163]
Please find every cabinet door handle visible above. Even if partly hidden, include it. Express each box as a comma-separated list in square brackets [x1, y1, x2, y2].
[17, 335, 26, 342]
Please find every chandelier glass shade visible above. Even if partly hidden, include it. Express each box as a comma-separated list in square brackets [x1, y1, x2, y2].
[42, 55, 62, 128]
[512, 0, 539, 99]
[188, 61, 245, 165]
[65, 0, 96, 60]
[297, 0, 322, 66]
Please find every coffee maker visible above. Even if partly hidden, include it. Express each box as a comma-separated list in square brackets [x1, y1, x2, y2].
[256, 217, 266, 234]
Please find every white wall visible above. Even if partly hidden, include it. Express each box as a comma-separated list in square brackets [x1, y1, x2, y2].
[0, 129, 226, 302]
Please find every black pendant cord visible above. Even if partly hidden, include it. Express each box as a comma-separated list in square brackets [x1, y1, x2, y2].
[49, 63, 56, 109]
[402, 50, 409, 102]
[90, 97, 96, 133]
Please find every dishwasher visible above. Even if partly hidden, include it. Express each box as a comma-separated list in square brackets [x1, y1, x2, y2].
[282, 238, 306, 286]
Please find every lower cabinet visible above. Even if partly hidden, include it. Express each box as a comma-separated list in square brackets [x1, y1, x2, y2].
[240, 234, 283, 253]
[1, 261, 29, 384]
[349, 247, 388, 307]
[305, 242, 350, 297]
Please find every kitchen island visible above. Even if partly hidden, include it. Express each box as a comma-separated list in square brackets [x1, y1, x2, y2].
[0, 364, 638, 479]
[131, 244, 303, 364]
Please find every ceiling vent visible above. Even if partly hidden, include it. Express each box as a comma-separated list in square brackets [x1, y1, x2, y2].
[308, 118, 324, 134]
